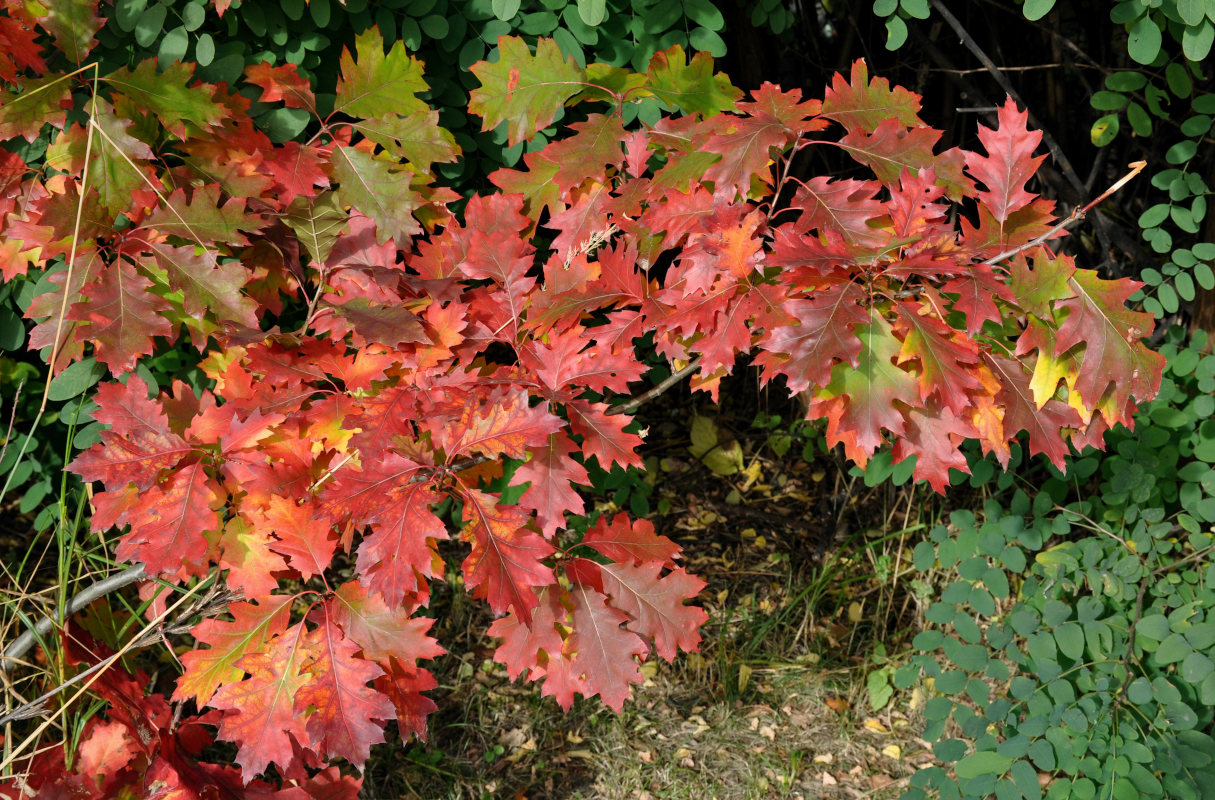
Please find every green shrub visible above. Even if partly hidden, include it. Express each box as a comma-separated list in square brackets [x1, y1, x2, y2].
[900, 326, 1215, 800]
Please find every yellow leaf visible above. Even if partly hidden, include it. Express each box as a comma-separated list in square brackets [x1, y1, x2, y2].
[882, 744, 902, 759]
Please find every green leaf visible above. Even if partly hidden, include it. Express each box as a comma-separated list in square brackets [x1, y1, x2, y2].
[1054, 622, 1084, 660]
[283, 193, 348, 265]
[492, 0, 521, 20]
[332, 146, 422, 244]
[0, 308, 25, 351]
[47, 358, 105, 401]
[1184, 20, 1214, 61]
[684, 0, 726, 30]
[643, 43, 742, 117]
[333, 27, 429, 119]
[104, 60, 227, 138]
[689, 27, 728, 57]
[1182, 651, 1214, 684]
[1022, 0, 1055, 20]
[1179, 0, 1206, 25]
[956, 751, 1013, 780]
[577, 0, 606, 25]
[900, 0, 930, 19]
[1090, 91, 1128, 111]
[1156, 632, 1193, 664]
[1128, 16, 1162, 64]
[256, 107, 310, 143]
[1091, 113, 1119, 146]
[469, 36, 585, 146]
[157, 26, 189, 68]
[1167, 63, 1193, 98]
[0, 74, 73, 142]
[884, 15, 908, 49]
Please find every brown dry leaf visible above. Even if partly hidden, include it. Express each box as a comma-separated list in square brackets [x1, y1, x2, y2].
[869, 774, 896, 790]
[821, 772, 838, 787]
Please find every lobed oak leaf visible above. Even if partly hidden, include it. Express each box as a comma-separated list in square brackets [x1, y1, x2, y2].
[592, 559, 708, 662]
[755, 281, 869, 394]
[893, 299, 982, 413]
[244, 61, 317, 113]
[210, 624, 312, 781]
[488, 585, 569, 682]
[297, 609, 394, 770]
[984, 352, 1082, 471]
[111, 459, 220, 580]
[0, 13, 46, 85]
[103, 60, 226, 138]
[806, 313, 921, 465]
[218, 515, 290, 599]
[1054, 270, 1164, 418]
[175, 596, 294, 706]
[838, 120, 972, 200]
[68, 376, 193, 490]
[353, 480, 446, 605]
[459, 485, 555, 621]
[330, 582, 445, 667]
[489, 153, 563, 220]
[791, 177, 887, 247]
[581, 514, 682, 569]
[568, 584, 648, 712]
[138, 239, 260, 330]
[69, 261, 173, 373]
[469, 36, 585, 146]
[821, 59, 923, 134]
[332, 145, 423, 245]
[429, 387, 563, 463]
[965, 98, 1045, 225]
[942, 264, 1018, 336]
[521, 328, 646, 396]
[514, 432, 589, 540]
[325, 297, 428, 349]
[261, 140, 331, 205]
[643, 44, 742, 118]
[566, 399, 644, 470]
[374, 659, 439, 742]
[352, 110, 461, 176]
[891, 402, 977, 492]
[143, 184, 262, 247]
[333, 27, 429, 120]
[0, 73, 72, 141]
[258, 496, 338, 581]
[540, 113, 628, 192]
[1006, 249, 1075, 320]
[41, 0, 102, 64]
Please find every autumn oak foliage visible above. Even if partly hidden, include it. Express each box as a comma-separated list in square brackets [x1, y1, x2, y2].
[0, 1, 1163, 794]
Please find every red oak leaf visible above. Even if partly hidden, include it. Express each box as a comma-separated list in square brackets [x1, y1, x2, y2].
[175, 596, 294, 706]
[567, 584, 647, 711]
[428, 387, 563, 462]
[210, 623, 311, 781]
[965, 98, 1045, 225]
[514, 433, 589, 540]
[244, 61, 317, 112]
[68, 376, 194, 490]
[459, 485, 555, 621]
[259, 496, 338, 581]
[592, 559, 708, 662]
[329, 582, 446, 668]
[297, 609, 394, 769]
[581, 515, 682, 569]
[353, 481, 447, 605]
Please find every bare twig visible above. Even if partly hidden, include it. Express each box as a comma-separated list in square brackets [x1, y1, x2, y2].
[1, 565, 147, 676]
[981, 161, 1145, 267]
[606, 357, 703, 416]
[928, 0, 1114, 261]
